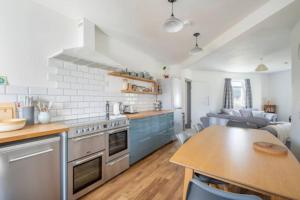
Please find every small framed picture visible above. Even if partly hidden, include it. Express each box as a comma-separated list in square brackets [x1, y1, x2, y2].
[0, 76, 8, 85]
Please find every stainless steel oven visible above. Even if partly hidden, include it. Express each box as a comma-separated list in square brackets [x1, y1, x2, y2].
[105, 126, 129, 162]
[68, 132, 106, 200]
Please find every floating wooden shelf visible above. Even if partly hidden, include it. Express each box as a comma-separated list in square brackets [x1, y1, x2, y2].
[109, 72, 156, 83]
[121, 90, 158, 95]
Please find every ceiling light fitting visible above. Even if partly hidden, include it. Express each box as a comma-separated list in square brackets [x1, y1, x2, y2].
[190, 32, 203, 55]
[163, 0, 184, 33]
[255, 58, 269, 72]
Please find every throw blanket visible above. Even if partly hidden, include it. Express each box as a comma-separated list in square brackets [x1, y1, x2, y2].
[265, 123, 291, 144]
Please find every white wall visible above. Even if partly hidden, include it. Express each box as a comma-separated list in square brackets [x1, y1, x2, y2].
[0, 0, 79, 87]
[95, 28, 162, 77]
[0, 0, 162, 89]
[186, 70, 266, 124]
[263, 70, 292, 121]
[291, 20, 300, 160]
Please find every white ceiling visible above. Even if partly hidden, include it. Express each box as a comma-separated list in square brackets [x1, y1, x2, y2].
[189, 0, 300, 73]
[32, 0, 268, 65]
[31, 0, 300, 73]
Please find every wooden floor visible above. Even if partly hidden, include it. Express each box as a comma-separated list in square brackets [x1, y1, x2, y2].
[80, 141, 279, 200]
[81, 142, 184, 200]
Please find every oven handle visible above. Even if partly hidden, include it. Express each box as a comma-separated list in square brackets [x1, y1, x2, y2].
[105, 126, 129, 134]
[73, 132, 105, 142]
[74, 152, 104, 166]
[107, 154, 129, 166]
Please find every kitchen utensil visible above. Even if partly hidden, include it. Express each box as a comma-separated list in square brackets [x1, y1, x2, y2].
[0, 118, 26, 132]
[0, 103, 16, 120]
[38, 112, 51, 124]
[113, 103, 121, 115]
[19, 106, 34, 125]
[123, 105, 137, 114]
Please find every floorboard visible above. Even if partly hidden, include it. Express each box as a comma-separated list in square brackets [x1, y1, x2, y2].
[80, 141, 282, 200]
[81, 142, 183, 200]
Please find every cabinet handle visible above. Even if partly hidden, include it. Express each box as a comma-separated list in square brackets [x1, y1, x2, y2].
[107, 155, 129, 166]
[9, 148, 54, 163]
[74, 152, 103, 166]
[73, 132, 104, 141]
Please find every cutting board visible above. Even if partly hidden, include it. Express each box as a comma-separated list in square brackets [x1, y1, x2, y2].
[0, 103, 16, 120]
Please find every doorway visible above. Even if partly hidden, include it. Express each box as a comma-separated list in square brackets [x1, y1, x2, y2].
[185, 79, 192, 129]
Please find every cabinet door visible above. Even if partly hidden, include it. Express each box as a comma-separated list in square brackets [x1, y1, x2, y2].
[0, 137, 61, 200]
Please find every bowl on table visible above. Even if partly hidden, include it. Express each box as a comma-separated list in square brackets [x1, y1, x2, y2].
[0, 119, 26, 132]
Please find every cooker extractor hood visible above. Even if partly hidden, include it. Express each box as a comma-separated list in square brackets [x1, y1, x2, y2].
[50, 19, 122, 71]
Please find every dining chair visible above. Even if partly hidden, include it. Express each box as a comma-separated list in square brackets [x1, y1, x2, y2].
[176, 130, 227, 187]
[175, 131, 191, 145]
[186, 178, 262, 200]
[193, 123, 204, 132]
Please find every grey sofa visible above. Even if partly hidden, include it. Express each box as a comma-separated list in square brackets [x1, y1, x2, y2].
[206, 113, 270, 129]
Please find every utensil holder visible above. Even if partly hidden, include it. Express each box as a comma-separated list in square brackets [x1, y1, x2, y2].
[20, 106, 34, 125]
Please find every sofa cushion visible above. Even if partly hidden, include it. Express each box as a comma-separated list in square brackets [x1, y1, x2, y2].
[239, 109, 253, 118]
[252, 111, 264, 118]
[232, 109, 241, 117]
[221, 108, 233, 115]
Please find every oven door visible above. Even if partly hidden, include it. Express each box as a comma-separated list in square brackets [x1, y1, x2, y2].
[68, 151, 105, 200]
[106, 127, 129, 162]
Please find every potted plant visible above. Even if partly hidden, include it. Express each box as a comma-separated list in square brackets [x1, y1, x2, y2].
[162, 66, 169, 79]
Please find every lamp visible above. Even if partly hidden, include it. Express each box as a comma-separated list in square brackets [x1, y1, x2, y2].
[255, 58, 269, 72]
[163, 0, 184, 33]
[190, 33, 203, 55]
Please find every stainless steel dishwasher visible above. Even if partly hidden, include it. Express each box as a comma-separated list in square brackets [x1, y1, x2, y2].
[0, 136, 61, 200]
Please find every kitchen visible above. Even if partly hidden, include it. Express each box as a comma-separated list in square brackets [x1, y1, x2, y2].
[0, 10, 183, 200]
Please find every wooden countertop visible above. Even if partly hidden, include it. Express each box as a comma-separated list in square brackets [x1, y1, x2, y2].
[170, 126, 300, 200]
[125, 110, 173, 120]
[0, 123, 69, 144]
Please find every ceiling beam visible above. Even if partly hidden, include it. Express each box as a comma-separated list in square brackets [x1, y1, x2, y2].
[180, 0, 295, 69]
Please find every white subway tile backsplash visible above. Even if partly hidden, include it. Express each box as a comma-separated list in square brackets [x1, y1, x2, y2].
[29, 87, 47, 95]
[64, 76, 77, 83]
[71, 71, 83, 77]
[56, 96, 70, 102]
[64, 62, 77, 71]
[64, 89, 77, 96]
[0, 95, 17, 102]
[57, 82, 70, 89]
[78, 65, 89, 72]
[57, 109, 72, 116]
[57, 69, 70, 76]
[71, 96, 83, 102]
[47, 73, 63, 82]
[1, 60, 156, 122]
[6, 86, 28, 95]
[48, 88, 63, 95]
[0, 86, 5, 94]
[48, 58, 64, 69]
[63, 102, 78, 109]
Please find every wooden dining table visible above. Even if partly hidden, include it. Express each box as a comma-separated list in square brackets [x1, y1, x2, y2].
[170, 126, 300, 200]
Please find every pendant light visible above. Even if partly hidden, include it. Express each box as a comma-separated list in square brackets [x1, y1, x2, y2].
[255, 58, 269, 72]
[163, 0, 184, 33]
[190, 33, 203, 55]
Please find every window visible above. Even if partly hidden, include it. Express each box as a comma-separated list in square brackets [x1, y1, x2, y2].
[232, 80, 245, 108]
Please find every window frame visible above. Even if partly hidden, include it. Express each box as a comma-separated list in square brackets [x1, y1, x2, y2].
[231, 79, 246, 109]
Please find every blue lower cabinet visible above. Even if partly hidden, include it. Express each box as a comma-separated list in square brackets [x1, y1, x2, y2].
[129, 113, 174, 165]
